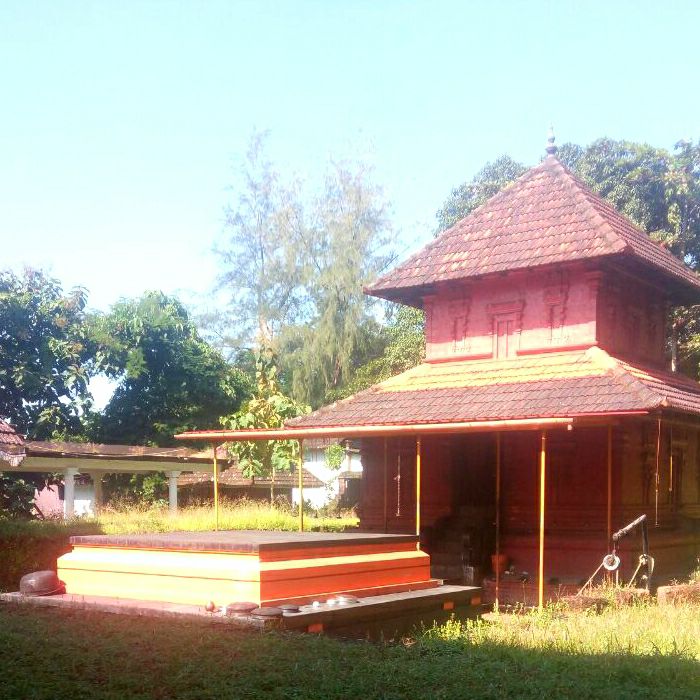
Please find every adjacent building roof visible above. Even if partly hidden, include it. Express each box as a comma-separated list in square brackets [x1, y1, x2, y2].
[366, 155, 700, 304]
[24, 441, 228, 464]
[287, 347, 700, 428]
[0, 420, 25, 467]
[178, 466, 323, 489]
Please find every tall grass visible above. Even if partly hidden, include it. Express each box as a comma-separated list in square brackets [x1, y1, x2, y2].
[91, 499, 357, 534]
[422, 600, 700, 660]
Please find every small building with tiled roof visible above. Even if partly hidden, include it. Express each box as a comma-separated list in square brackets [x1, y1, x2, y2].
[0, 420, 25, 467]
[3, 440, 228, 518]
[177, 463, 324, 506]
[178, 135, 700, 604]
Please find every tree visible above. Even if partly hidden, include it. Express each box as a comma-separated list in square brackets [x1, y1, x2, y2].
[436, 155, 527, 231]
[328, 305, 425, 401]
[278, 160, 395, 407]
[0, 268, 92, 439]
[212, 132, 303, 350]
[91, 291, 250, 446]
[221, 347, 308, 501]
[213, 134, 396, 408]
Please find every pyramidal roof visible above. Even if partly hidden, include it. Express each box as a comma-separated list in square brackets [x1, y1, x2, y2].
[367, 155, 700, 303]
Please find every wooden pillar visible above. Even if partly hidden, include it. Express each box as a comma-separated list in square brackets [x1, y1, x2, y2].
[538, 430, 547, 610]
[212, 443, 220, 531]
[495, 432, 501, 610]
[298, 439, 304, 532]
[415, 436, 422, 545]
[607, 425, 613, 544]
[655, 417, 661, 526]
[383, 438, 389, 533]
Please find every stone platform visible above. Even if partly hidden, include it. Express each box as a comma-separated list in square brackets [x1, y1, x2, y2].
[1, 584, 482, 640]
[57, 530, 439, 608]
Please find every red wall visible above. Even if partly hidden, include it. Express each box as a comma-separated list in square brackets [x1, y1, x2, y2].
[423, 267, 668, 366]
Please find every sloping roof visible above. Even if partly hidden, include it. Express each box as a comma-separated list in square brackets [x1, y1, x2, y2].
[367, 156, 700, 303]
[0, 420, 23, 446]
[24, 441, 229, 464]
[178, 466, 323, 489]
[287, 347, 700, 428]
[0, 420, 25, 467]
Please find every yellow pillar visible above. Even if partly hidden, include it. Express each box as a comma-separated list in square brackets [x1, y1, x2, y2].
[298, 439, 304, 532]
[415, 436, 422, 546]
[538, 430, 547, 610]
[383, 437, 389, 533]
[607, 425, 613, 544]
[212, 443, 220, 532]
[495, 432, 501, 610]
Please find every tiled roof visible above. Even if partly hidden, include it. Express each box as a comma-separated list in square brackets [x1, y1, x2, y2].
[0, 420, 25, 466]
[178, 466, 323, 489]
[0, 420, 23, 446]
[367, 156, 700, 301]
[287, 348, 700, 428]
[24, 441, 229, 463]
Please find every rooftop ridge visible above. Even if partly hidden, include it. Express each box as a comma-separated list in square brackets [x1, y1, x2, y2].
[366, 153, 700, 302]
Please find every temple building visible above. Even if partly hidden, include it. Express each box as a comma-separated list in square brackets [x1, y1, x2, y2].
[177, 136, 700, 605]
[283, 137, 700, 600]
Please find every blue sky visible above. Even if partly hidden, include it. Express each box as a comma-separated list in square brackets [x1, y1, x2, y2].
[2, 0, 699, 313]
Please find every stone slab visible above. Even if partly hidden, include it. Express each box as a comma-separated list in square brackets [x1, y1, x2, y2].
[68, 530, 418, 553]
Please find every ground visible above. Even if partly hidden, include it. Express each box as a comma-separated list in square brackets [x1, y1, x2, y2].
[1, 601, 698, 700]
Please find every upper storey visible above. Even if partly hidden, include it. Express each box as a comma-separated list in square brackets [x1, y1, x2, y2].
[366, 155, 700, 308]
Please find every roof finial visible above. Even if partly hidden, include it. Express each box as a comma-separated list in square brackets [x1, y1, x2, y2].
[546, 126, 557, 156]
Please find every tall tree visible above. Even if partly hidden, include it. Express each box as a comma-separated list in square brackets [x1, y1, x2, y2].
[0, 268, 92, 438]
[91, 291, 250, 446]
[327, 305, 425, 401]
[213, 134, 396, 408]
[278, 160, 395, 407]
[212, 132, 303, 350]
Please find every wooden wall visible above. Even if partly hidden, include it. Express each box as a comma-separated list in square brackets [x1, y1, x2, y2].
[358, 421, 700, 580]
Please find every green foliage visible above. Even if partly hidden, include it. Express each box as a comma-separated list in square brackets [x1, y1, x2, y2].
[90, 291, 250, 446]
[221, 347, 309, 478]
[212, 131, 304, 348]
[0, 474, 39, 518]
[329, 305, 425, 400]
[279, 160, 395, 407]
[436, 155, 527, 231]
[0, 269, 92, 438]
[323, 443, 345, 471]
[213, 133, 396, 408]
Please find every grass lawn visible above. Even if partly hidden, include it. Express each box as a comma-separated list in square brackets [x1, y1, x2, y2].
[1, 601, 698, 700]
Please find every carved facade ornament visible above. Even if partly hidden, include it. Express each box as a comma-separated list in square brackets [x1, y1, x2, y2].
[543, 271, 569, 343]
[447, 294, 471, 353]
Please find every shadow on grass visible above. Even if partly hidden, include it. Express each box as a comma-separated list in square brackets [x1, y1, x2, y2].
[0, 603, 697, 700]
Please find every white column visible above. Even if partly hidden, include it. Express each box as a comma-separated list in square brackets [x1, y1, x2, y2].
[89, 472, 103, 515]
[63, 467, 80, 518]
[165, 471, 181, 515]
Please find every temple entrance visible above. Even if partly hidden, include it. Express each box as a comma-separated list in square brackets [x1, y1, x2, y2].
[426, 433, 497, 584]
